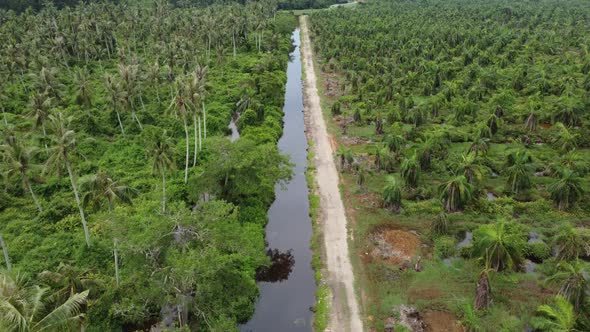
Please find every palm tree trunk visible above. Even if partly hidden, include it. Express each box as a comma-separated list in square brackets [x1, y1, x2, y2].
[232, 33, 237, 60]
[0, 234, 11, 271]
[66, 157, 91, 247]
[161, 165, 167, 213]
[203, 102, 207, 139]
[116, 109, 125, 135]
[183, 117, 189, 184]
[24, 175, 43, 213]
[114, 239, 120, 286]
[193, 112, 198, 167]
[42, 122, 48, 149]
[132, 111, 143, 130]
[198, 116, 202, 152]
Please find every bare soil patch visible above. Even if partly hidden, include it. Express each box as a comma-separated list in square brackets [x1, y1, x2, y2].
[369, 228, 421, 265]
[423, 311, 464, 332]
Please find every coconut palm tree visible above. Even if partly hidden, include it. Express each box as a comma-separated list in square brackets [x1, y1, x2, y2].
[79, 171, 135, 212]
[38, 263, 98, 303]
[45, 112, 90, 247]
[149, 131, 175, 213]
[546, 260, 588, 312]
[553, 225, 590, 261]
[440, 175, 474, 213]
[472, 220, 526, 271]
[74, 68, 92, 107]
[0, 135, 43, 213]
[382, 176, 402, 213]
[26, 92, 53, 148]
[104, 74, 126, 135]
[531, 296, 578, 332]
[548, 169, 585, 210]
[400, 154, 420, 188]
[0, 272, 89, 332]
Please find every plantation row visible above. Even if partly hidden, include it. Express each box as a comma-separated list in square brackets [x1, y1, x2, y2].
[0, 0, 297, 331]
[309, 0, 589, 331]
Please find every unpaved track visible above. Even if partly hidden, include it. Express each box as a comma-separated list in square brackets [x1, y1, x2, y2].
[300, 16, 364, 332]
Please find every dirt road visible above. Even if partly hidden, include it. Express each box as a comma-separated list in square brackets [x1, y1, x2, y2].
[300, 16, 364, 332]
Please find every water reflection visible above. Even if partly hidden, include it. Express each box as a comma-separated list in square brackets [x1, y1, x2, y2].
[256, 249, 295, 283]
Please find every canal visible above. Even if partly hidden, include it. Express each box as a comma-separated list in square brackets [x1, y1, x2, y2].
[240, 28, 316, 332]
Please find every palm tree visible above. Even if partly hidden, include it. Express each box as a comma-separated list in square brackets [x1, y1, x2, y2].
[548, 169, 585, 210]
[400, 155, 420, 188]
[531, 296, 578, 332]
[45, 112, 90, 248]
[472, 220, 526, 271]
[38, 263, 98, 303]
[382, 176, 402, 213]
[553, 123, 579, 152]
[26, 92, 53, 148]
[505, 150, 533, 194]
[0, 272, 89, 332]
[431, 212, 449, 235]
[439, 175, 474, 213]
[553, 225, 590, 261]
[79, 171, 135, 212]
[546, 260, 588, 312]
[474, 266, 492, 311]
[336, 146, 353, 171]
[468, 136, 489, 157]
[74, 68, 92, 107]
[149, 131, 175, 213]
[454, 153, 486, 184]
[104, 74, 125, 135]
[0, 135, 43, 213]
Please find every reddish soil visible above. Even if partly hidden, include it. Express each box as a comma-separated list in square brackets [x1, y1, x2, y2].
[423, 310, 464, 332]
[371, 228, 421, 265]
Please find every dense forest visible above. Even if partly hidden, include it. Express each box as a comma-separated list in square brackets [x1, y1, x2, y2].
[309, 0, 589, 331]
[0, 0, 298, 330]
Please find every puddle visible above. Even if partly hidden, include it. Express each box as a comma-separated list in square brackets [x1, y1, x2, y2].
[456, 231, 472, 249]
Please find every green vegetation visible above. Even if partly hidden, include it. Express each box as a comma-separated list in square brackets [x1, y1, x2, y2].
[309, 0, 590, 330]
[0, 0, 297, 330]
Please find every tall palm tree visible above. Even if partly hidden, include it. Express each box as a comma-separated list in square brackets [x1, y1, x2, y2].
[546, 260, 588, 312]
[531, 296, 578, 332]
[382, 176, 402, 213]
[79, 171, 135, 212]
[439, 175, 474, 213]
[0, 136, 43, 213]
[548, 169, 585, 210]
[104, 74, 125, 135]
[45, 112, 90, 247]
[553, 123, 579, 152]
[472, 220, 526, 271]
[74, 68, 92, 107]
[0, 272, 89, 332]
[26, 92, 53, 148]
[149, 131, 175, 213]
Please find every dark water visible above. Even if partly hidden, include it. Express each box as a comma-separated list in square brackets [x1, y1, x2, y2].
[240, 28, 316, 332]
